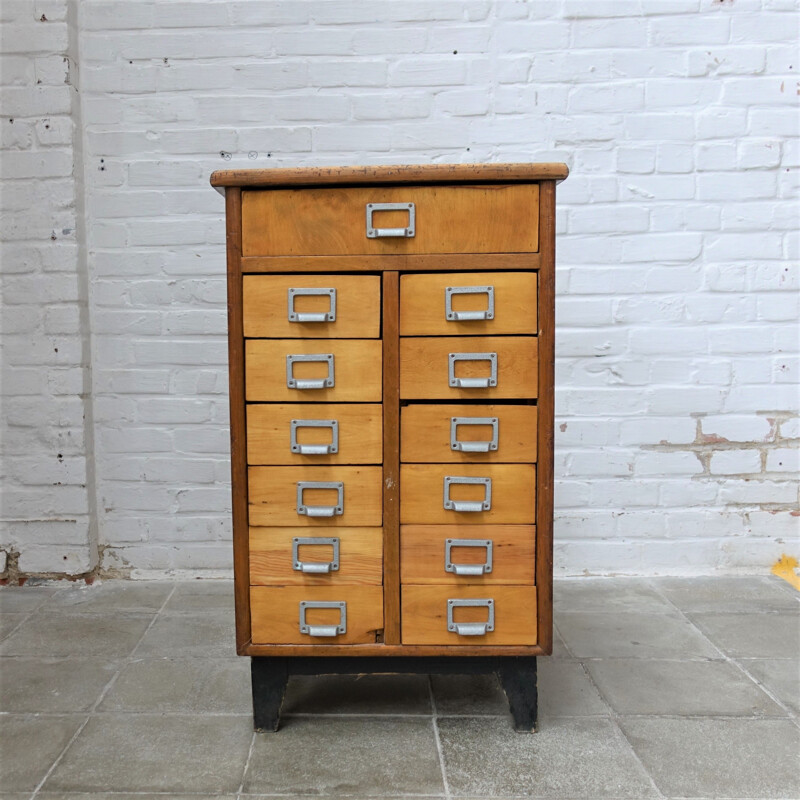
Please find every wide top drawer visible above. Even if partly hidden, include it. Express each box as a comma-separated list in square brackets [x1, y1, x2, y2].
[241, 184, 539, 257]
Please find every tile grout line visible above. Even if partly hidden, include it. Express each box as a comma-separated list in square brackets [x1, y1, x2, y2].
[28, 582, 179, 799]
[236, 730, 257, 797]
[645, 578, 799, 720]
[427, 675, 452, 800]
[571, 656, 667, 800]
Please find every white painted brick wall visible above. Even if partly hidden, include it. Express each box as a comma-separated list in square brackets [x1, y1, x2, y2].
[1, 0, 97, 577]
[2, 0, 798, 578]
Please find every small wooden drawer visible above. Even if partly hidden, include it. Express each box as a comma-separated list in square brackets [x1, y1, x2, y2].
[401, 585, 537, 645]
[243, 275, 381, 339]
[400, 272, 537, 336]
[251, 585, 383, 645]
[250, 527, 382, 586]
[247, 403, 383, 465]
[400, 463, 536, 525]
[241, 184, 539, 257]
[401, 404, 537, 464]
[246, 339, 382, 402]
[248, 466, 383, 527]
[399, 336, 537, 400]
[401, 525, 535, 585]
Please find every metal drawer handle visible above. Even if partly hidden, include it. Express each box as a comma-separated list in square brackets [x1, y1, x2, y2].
[447, 598, 494, 636]
[448, 352, 497, 389]
[292, 537, 339, 574]
[445, 285, 495, 321]
[450, 417, 499, 453]
[299, 600, 346, 637]
[288, 287, 336, 323]
[446, 539, 493, 576]
[443, 476, 492, 513]
[286, 353, 334, 390]
[291, 419, 338, 455]
[366, 202, 415, 238]
[296, 481, 344, 517]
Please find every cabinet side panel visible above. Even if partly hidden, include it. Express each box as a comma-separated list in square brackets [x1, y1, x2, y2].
[226, 187, 250, 653]
[536, 181, 556, 654]
[382, 271, 401, 644]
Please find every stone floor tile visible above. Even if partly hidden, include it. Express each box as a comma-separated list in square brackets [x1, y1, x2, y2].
[133, 611, 237, 658]
[0, 715, 85, 791]
[653, 575, 800, 614]
[0, 613, 152, 658]
[242, 716, 444, 796]
[587, 658, 785, 716]
[437, 716, 657, 798]
[0, 584, 60, 613]
[283, 674, 431, 715]
[41, 581, 173, 615]
[556, 611, 721, 659]
[431, 673, 508, 716]
[688, 611, 800, 659]
[0, 657, 118, 713]
[162, 580, 236, 614]
[740, 658, 800, 714]
[537, 659, 610, 718]
[43, 714, 253, 794]
[619, 717, 800, 799]
[38, 795, 238, 799]
[0, 613, 26, 640]
[554, 578, 676, 615]
[550, 625, 573, 658]
[98, 657, 251, 713]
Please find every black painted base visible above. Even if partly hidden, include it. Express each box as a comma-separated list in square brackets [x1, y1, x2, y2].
[251, 655, 537, 733]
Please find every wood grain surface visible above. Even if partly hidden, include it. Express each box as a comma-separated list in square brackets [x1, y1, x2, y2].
[249, 526, 382, 586]
[400, 463, 536, 525]
[243, 274, 380, 339]
[399, 336, 538, 400]
[212, 162, 569, 187]
[247, 403, 382, 465]
[401, 525, 536, 585]
[382, 272, 401, 644]
[241, 185, 539, 256]
[246, 339, 382, 402]
[400, 271, 538, 336]
[401, 585, 538, 646]
[249, 466, 383, 527]
[251, 585, 383, 645]
[401, 404, 537, 464]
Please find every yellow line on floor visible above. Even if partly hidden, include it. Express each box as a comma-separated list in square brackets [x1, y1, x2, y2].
[771, 554, 800, 591]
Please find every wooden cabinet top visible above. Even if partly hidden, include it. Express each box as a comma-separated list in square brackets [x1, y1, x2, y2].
[210, 162, 569, 188]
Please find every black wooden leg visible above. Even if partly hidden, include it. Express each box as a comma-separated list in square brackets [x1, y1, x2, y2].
[251, 657, 288, 732]
[497, 657, 538, 733]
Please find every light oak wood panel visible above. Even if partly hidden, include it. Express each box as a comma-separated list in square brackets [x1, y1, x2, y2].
[224, 188, 251, 653]
[399, 336, 538, 400]
[400, 271, 537, 336]
[249, 527, 382, 586]
[401, 404, 537, 464]
[401, 525, 535, 585]
[535, 180, 557, 655]
[400, 463, 536, 525]
[381, 271, 401, 644]
[243, 274, 380, 339]
[245, 339, 382, 402]
[240, 252, 541, 273]
[241, 184, 539, 256]
[401, 585, 537, 646]
[212, 162, 569, 187]
[249, 466, 383, 527]
[251, 586, 383, 645]
[247, 403, 382, 465]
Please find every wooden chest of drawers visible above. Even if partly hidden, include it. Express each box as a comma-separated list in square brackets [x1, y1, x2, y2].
[211, 163, 567, 728]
